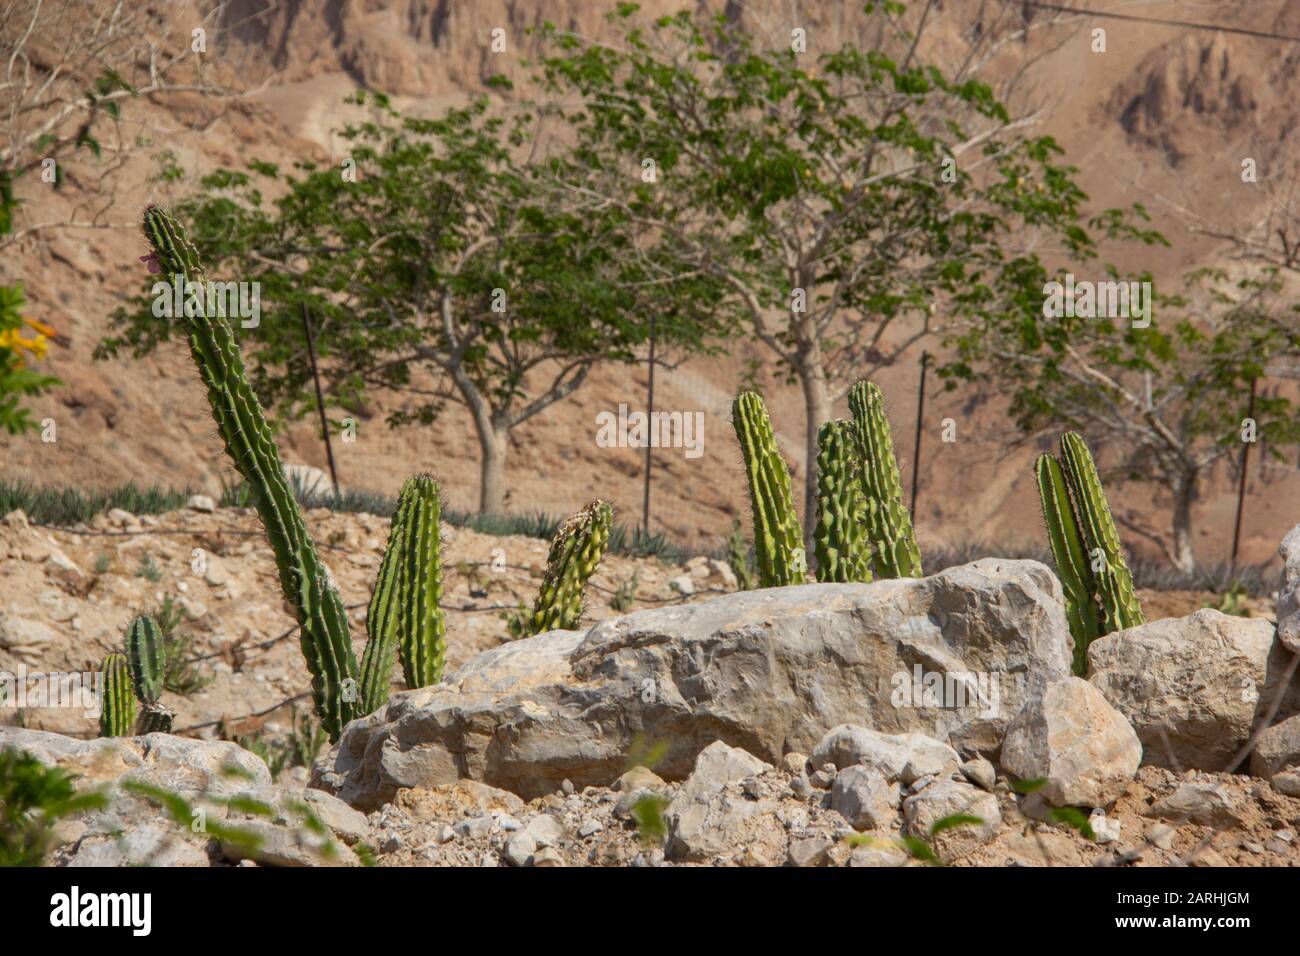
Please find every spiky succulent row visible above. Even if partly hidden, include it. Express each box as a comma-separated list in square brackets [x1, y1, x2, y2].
[529, 500, 613, 634]
[731, 391, 809, 587]
[144, 204, 358, 741]
[1036, 432, 1144, 673]
[98, 653, 136, 738]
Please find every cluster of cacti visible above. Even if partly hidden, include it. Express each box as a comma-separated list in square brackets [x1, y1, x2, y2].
[1036, 431, 1145, 674]
[529, 500, 613, 635]
[98, 616, 173, 737]
[732, 381, 921, 586]
[813, 419, 873, 584]
[358, 474, 447, 712]
[848, 381, 923, 579]
[142, 205, 616, 739]
[731, 391, 809, 587]
[144, 205, 359, 741]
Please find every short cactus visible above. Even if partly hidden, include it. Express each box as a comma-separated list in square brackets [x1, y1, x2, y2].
[731, 391, 809, 587]
[848, 380, 922, 579]
[99, 653, 136, 738]
[358, 482, 411, 712]
[124, 615, 174, 733]
[1035, 454, 1100, 674]
[530, 500, 613, 634]
[125, 616, 165, 706]
[1057, 432, 1145, 634]
[142, 205, 359, 741]
[813, 419, 873, 583]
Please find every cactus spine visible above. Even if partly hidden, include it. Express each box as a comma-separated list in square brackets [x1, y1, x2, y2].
[732, 391, 809, 587]
[99, 653, 136, 738]
[125, 615, 173, 733]
[848, 381, 922, 579]
[1058, 432, 1145, 634]
[395, 475, 446, 689]
[813, 419, 873, 583]
[1035, 455, 1100, 674]
[530, 500, 613, 634]
[142, 205, 358, 741]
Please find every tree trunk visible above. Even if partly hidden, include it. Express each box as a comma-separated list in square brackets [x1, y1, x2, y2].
[1171, 471, 1197, 574]
[477, 422, 510, 515]
[798, 359, 832, 550]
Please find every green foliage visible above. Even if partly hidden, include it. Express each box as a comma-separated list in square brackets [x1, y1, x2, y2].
[1058, 432, 1145, 634]
[230, 710, 327, 783]
[732, 391, 808, 588]
[151, 594, 210, 697]
[610, 571, 639, 613]
[813, 419, 873, 583]
[98, 654, 136, 738]
[99, 94, 728, 514]
[530, 500, 613, 634]
[1035, 454, 1100, 675]
[140, 204, 359, 741]
[0, 749, 107, 866]
[848, 381, 922, 579]
[1207, 582, 1251, 617]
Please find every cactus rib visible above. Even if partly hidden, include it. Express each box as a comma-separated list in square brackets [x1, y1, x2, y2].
[732, 391, 809, 587]
[396, 475, 446, 688]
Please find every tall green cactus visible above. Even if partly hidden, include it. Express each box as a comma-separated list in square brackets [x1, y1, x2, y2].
[848, 380, 922, 579]
[732, 391, 809, 587]
[394, 475, 446, 689]
[142, 204, 359, 741]
[1035, 455, 1100, 674]
[125, 615, 174, 733]
[99, 653, 136, 738]
[813, 419, 873, 583]
[1058, 432, 1145, 634]
[530, 500, 613, 634]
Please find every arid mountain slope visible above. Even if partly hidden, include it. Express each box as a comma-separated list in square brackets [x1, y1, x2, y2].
[3, 0, 1300, 564]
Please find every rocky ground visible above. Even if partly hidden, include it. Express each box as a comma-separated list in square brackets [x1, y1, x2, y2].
[3, 504, 1299, 868]
[0, 501, 733, 741]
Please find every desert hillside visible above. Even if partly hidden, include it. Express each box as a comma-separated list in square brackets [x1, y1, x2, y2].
[3, 0, 1300, 565]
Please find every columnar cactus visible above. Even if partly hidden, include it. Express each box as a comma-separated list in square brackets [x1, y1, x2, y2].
[1057, 432, 1145, 634]
[394, 475, 446, 689]
[731, 391, 809, 587]
[125, 615, 174, 733]
[358, 483, 412, 712]
[142, 205, 359, 741]
[99, 653, 136, 738]
[848, 380, 922, 579]
[1035, 454, 1100, 674]
[530, 500, 613, 634]
[813, 419, 873, 583]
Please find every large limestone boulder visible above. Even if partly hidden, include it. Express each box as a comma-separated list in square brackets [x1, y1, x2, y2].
[1087, 609, 1300, 771]
[1000, 677, 1141, 808]
[320, 560, 1072, 807]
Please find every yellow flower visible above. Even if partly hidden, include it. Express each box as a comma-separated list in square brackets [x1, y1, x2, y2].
[0, 316, 54, 366]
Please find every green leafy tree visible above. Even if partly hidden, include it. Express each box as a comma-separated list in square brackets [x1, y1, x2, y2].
[534, 2, 1145, 535]
[100, 92, 727, 514]
[951, 267, 1300, 573]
